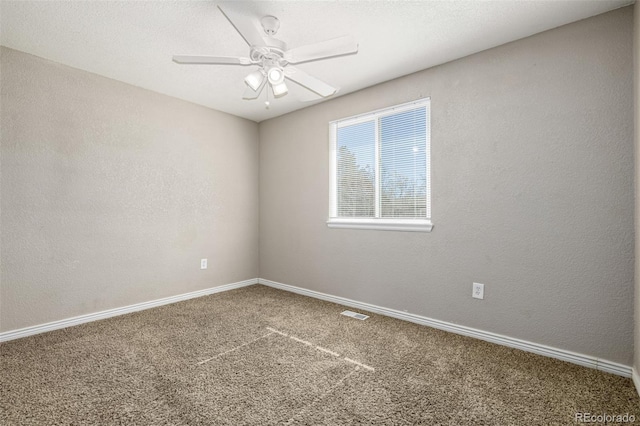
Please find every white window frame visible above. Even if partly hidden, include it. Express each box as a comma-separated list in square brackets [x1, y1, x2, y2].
[328, 98, 432, 232]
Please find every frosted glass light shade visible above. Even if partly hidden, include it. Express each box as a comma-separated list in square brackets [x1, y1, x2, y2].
[272, 81, 288, 97]
[244, 70, 265, 91]
[267, 67, 285, 85]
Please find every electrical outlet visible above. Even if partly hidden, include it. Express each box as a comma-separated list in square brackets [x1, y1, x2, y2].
[200, 259, 207, 270]
[472, 282, 484, 299]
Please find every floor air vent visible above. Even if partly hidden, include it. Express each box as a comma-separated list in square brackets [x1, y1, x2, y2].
[341, 310, 369, 320]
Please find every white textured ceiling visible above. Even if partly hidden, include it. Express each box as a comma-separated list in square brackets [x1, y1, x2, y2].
[0, 0, 632, 122]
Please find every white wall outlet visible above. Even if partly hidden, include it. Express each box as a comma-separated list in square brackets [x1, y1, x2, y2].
[472, 282, 484, 299]
[200, 259, 207, 270]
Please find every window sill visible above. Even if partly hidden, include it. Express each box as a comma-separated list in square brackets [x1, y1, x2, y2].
[326, 218, 433, 232]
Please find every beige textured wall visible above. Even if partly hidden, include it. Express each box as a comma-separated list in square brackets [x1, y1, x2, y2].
[0, 47, 259, 332]
[634, 2, 640, 377]
[259, 8, 634, 364]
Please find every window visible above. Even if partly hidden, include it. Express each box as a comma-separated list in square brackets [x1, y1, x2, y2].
[328, 98, 432, 232]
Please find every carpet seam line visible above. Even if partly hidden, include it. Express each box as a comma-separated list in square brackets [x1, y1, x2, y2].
[196, 331, 274, 365]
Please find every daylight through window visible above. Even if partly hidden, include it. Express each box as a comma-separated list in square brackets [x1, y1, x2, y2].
[328, 98, 432, 232]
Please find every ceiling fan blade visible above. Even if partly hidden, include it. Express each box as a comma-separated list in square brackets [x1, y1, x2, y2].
[173, 55, 251, 65]
[299, 88, 340, 102]
[243, 80, 266, 100]
[285, 66, 337, 97]
[218, 5, 269, 47]
[284, 36, 358, 64]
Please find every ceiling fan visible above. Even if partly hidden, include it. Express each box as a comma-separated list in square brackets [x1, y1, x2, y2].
[172, 5, 358, 106]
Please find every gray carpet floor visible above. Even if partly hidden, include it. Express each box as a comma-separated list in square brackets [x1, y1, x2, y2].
[1, 284, 639, 425]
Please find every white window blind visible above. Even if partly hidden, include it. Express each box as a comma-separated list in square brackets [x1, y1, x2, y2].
[328, 98, 431, 232]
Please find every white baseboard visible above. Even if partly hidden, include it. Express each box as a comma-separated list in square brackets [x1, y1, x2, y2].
[633, 368, 640, 398]
[2, 276, 633, 380]
[258, 278, 632, 378]
[0, 278, 258, 343]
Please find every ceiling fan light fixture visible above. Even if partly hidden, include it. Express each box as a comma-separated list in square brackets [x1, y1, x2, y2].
[244, 69, 265, 91]
[272, 81, 288, 97]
